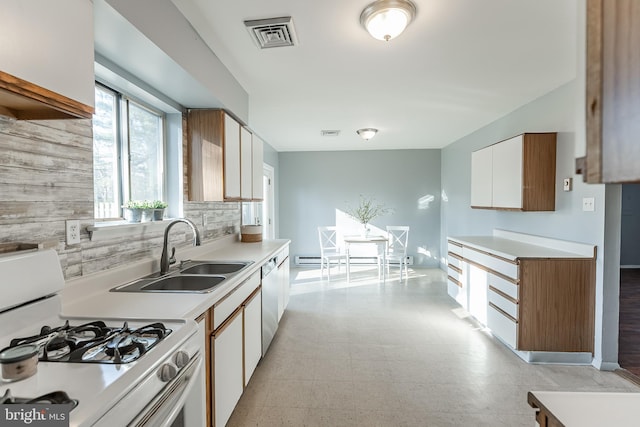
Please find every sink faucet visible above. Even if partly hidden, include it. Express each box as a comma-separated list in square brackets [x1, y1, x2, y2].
[160, 218, 201, 275]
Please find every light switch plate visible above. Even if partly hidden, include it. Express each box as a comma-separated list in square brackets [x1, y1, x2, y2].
[582, 197, 595, 212]
[563, 178, 572, 191]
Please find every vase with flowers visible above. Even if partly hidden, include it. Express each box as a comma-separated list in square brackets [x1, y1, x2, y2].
[345, 195, 392, 237]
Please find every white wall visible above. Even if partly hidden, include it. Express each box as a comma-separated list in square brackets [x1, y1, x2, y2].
[440, 79, 617, 368]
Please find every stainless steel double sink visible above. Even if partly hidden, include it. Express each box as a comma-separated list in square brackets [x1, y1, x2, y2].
[111, 261, 253, 293]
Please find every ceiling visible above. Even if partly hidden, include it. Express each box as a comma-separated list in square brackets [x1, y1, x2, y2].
[172, 0, 578, 152]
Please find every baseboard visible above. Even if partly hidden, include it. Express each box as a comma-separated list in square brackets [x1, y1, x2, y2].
[591, 357, 620, 371]
[620, 265, 640, 269]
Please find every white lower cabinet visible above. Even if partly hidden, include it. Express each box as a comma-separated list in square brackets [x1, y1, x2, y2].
[243, 289, 262, 386]
[212, 308, 243, 427]
[487, 304, 518, 348]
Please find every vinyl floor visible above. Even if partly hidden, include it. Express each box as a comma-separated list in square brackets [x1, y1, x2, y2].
[228, 266, 639, 427]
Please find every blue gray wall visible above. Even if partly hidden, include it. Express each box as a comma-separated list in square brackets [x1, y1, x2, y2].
[278, 150, 441, 267]
[441, 79, 616, 368]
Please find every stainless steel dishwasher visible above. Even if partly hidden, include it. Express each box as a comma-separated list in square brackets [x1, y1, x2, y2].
[261, 255, 279, 356]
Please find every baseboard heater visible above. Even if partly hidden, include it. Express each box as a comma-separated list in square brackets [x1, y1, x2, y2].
[294, 255, 413, 266]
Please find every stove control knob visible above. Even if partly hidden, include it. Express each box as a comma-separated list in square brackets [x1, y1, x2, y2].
[158, 363, 178, 382]
[173, 351, 190, 368]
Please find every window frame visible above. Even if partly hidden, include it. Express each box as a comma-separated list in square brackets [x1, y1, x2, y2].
[93, 82, 168, 220]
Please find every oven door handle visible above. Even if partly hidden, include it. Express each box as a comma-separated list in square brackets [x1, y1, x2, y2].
[128, 353, 203, 427]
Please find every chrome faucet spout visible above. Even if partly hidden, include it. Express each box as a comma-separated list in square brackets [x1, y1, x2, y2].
[160, 218, 201, 275]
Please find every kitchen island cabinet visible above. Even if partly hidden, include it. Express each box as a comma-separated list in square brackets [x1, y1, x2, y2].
[447, 230, 596, 363]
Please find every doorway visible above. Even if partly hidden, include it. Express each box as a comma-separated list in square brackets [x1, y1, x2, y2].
[618, 184, 640, 378]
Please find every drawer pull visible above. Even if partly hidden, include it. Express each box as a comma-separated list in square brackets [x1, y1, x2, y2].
[489, 302, 517, 323]
[489, 285, 518, 305]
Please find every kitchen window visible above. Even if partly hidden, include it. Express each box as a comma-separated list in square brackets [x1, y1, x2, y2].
[92, 84, 165, 219]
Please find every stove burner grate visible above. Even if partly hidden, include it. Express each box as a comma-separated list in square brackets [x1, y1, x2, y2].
[2, 321, 171, 365]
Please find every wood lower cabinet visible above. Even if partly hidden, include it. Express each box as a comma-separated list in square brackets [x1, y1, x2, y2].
[447, 233, 596, 357]
[583, 0, 640, 183]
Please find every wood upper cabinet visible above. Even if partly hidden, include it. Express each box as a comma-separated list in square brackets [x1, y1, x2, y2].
[583, 0, 640, 183]
[0, 1, 94, 119]
[187, 109, 265, 201]
[470, 133, 556, 211]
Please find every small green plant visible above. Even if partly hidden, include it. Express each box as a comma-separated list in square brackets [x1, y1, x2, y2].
[151, 200, 168, 209]
[345, 195, 392, 225]
[122, 200, 146, 209]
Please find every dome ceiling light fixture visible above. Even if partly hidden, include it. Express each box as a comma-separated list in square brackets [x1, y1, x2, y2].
[360, 0, 417, 42]
[356, 128, 378, 141]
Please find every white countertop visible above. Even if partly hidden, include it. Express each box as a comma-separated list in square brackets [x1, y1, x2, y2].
[449, 230, 596, 260]
[61, 235, 290, 322]
[529, 391, 640, 426]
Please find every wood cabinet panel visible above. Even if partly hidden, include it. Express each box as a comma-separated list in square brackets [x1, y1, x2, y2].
[187, 109, 224, 202]
[518, 259, 595, 352]
[585, 0, 640, 183]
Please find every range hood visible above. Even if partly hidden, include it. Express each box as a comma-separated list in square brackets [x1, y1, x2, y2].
[0, 71, 93, 120]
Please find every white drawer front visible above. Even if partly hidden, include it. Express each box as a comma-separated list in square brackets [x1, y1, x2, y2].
[447, 266, 461, 282]
[487, 305, 517, 349]
[447, 241, 463, 256]
[488, 273, 518, 300]
[213, 273, 260, 330]
[463, 247, 518, 280]
[447, 253, 463, 269]
[488, 289, 518, 319]
[447, 279, 467, 310]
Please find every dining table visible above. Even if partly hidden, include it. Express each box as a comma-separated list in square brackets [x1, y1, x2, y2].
[343, 235, 388, 282]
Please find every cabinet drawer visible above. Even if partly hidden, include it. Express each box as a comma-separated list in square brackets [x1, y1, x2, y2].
[487, 304, 517, 349]
[488, 288, 518, 319]
[447, 265, 462, 282]
[448, 253, 463, 269]
[212, 273, 260, 330]
[463, 247, 518, 280]
[447, 241, 463, 256]
[488, 273, 518, 300]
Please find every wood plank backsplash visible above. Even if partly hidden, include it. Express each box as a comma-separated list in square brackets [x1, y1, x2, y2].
[0, 117, 240, 279]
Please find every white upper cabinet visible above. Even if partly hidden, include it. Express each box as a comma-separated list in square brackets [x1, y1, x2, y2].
[491, 135, 524, 209]
[240, 127, 253, 200]
[0, 0, 94, 119]
[251, 134, 264, 200]
[471, 133, 556, 211]
[223, 114, 241, 200]
[470, 147, 493, 208]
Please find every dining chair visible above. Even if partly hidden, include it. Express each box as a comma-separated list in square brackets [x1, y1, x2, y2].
[379, 226, 410, 280]
[318, 226, 347, 280]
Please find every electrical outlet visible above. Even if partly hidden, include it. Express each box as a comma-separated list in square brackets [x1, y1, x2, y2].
[563, 178, 573, 192]
[582, 197, 595, 212]
[66, 220, 81, 245]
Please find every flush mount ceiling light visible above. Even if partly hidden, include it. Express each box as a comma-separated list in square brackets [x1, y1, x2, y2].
[360, 0, 417, 41]
[356, 128, 378, 141]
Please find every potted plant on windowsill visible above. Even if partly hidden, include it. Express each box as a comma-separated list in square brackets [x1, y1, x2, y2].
[122, 200, 145, 223]
[150, 200, 168, 221]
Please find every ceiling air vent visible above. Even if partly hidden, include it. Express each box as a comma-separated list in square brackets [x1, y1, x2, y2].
[244, 17, 298, 49]
[321, 130, 341, 137]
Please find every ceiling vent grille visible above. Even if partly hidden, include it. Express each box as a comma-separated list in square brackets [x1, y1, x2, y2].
[244, 17, 298, 49]
[321, 130, 341, 137]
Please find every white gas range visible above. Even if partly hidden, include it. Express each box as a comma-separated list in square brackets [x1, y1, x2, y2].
[0, 249, 205, 427]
